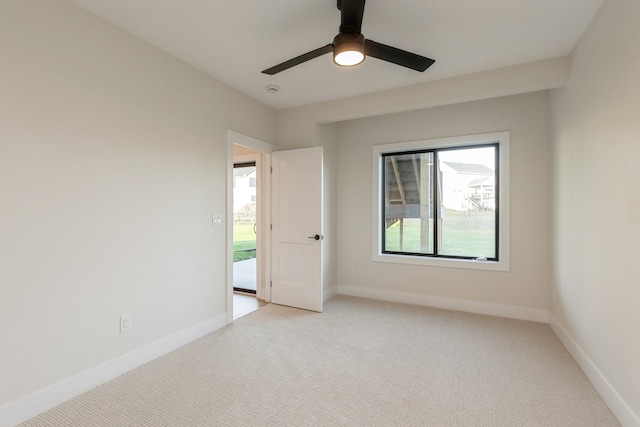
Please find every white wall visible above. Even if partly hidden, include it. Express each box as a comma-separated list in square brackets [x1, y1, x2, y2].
[335, 92, 552, 318]
[316, 123, 339, 300]
[0, 0, 275, 416]
[549, 0, 640, 424]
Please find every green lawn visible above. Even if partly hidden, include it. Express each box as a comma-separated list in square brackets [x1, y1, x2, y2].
[385, 210, 495, 258]
[233, 223, 256, 262]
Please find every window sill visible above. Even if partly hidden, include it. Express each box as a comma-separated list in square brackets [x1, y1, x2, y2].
[373, 252, 510, 272]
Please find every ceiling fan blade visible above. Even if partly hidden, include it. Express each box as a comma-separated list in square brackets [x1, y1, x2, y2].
[338, 0, 366, 34]
[262, 44, 333, 75]
[365, 39, 435, 72]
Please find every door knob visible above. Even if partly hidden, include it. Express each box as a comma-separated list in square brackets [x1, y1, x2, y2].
[307, 234, 321, 240]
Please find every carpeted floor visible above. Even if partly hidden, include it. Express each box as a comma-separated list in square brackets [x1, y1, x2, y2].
[21, 296, 620, 426]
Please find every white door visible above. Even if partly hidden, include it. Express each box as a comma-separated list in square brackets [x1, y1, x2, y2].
[271, 147, 323, 312]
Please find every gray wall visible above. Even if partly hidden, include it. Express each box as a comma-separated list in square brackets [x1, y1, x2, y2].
[0, 0, 275, 409]
[335, 92, 552, 314]
[550, 0, 640, 422]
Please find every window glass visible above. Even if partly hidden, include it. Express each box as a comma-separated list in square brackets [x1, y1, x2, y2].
[383, 152, 434, 254]
[438, 146, 496, 259]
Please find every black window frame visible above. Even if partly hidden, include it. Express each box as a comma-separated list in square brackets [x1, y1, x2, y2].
[380, 143, 500, 261]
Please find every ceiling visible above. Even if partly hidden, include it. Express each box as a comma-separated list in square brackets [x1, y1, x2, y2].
[67, 0, 603, 110]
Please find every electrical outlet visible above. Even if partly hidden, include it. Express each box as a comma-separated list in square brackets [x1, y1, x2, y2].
[120, 314, 132, 333]
[347, 265, 354, 275]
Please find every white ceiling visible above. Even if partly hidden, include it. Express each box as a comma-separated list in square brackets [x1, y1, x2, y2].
[67, 0, 603, 110]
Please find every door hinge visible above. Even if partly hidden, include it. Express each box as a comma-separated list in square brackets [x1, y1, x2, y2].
[270, 166, 273, 173]
[270, 281, 272, 288]
[270, 224, 272, 230]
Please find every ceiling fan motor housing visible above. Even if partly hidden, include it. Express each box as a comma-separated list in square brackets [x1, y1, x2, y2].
[333, 32, 365, 52]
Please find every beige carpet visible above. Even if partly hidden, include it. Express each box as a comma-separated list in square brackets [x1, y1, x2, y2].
[21, 296, 620, 426]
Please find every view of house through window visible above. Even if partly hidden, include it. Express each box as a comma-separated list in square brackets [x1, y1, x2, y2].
[382, 144, 498, 260]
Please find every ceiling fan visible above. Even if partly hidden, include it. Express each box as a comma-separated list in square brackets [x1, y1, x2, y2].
[261, 0, 435, 75]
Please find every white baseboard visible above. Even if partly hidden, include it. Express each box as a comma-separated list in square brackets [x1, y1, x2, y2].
[337, 284, 549, 323]
[324, 285, 339, 302]
[0, 314, 228, 427]
[549, 315, 640, 427]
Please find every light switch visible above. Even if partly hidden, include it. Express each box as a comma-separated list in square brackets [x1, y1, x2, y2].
[212, 213, 223, 226]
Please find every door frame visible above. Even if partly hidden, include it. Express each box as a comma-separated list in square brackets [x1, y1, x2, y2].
[226, 130, 276, 324]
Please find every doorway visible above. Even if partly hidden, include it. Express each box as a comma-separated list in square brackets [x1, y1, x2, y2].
[226, 131, 276, 323]
[230, 140, 272, 320]
[233, 161, 258, 296]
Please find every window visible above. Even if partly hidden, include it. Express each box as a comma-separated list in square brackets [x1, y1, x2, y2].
[373, 132, 510, 271]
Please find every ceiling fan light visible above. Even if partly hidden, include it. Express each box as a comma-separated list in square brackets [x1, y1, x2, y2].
[333, 33, 366, 67]
[334, 47, 365, 66]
